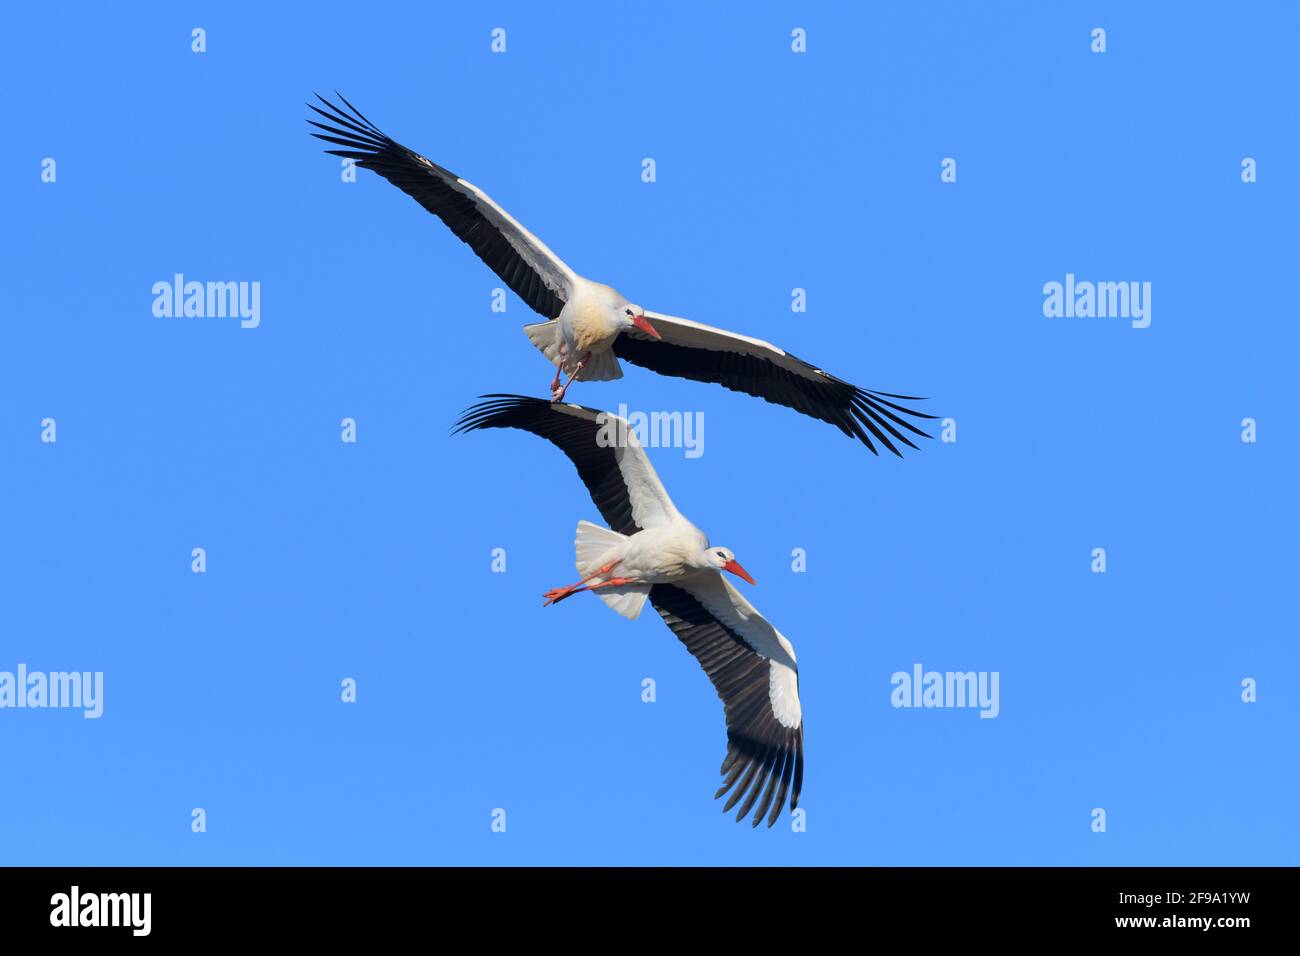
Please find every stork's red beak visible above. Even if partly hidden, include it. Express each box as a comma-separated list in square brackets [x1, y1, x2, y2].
[631, 314, 661, 340]
[722, 559, 756, 585]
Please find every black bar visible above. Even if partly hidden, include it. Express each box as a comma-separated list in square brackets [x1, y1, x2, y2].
[0, 866, 1284, 940]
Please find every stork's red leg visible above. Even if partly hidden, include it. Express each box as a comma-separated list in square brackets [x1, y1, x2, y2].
[544, 575, 640, 606]
[552, 352, 592, 403]
[543, 559, 621, 606]
[584, 577, 639, 590]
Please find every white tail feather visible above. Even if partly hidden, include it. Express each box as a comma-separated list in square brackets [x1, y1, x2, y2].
[572, 520, 648, 620]
[574, 520, 624, 576]
[594, 584, 650, 620]
[523, 321, 563, 366]
[522, 322, 623, 381]
[576, 347, 623, 382]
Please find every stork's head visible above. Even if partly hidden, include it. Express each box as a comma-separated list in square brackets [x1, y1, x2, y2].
[702, 546, 756, 585]
[619, 303, 660, 340]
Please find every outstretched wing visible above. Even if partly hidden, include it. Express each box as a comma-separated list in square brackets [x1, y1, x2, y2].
[615, 311, 936, 456]
[453, 394, 681, 534]
[309, 93, 575, 319]
[649, 574, 804, 828]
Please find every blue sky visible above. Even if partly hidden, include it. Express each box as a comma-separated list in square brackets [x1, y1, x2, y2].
[2, 1, 1296, 865]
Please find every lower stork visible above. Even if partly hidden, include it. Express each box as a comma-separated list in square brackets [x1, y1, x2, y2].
[454, 395, 804, 828]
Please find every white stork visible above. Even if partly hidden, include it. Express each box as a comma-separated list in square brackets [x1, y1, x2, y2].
[310, 93, 937, 456]
[454, 395, 804, 827]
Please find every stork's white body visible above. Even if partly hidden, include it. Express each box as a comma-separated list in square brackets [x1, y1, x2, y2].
[560, 281, 626, 357]
[579, 519, 710, 586]
[524, 279, 631, 383]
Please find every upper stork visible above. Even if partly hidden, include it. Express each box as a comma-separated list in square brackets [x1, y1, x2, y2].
[310, 94, 937, 456]
[455, 395, 804, 827]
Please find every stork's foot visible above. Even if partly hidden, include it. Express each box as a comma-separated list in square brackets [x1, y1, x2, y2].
[542, 584, 578, 606]
[551, 352, 592, 404]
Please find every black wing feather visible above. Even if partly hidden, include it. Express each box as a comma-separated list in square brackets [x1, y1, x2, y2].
[309, 94, 567, 320]
[648, 583, 804, 828]
[453, 395, 641, 535]
[613, 334, 936, 457]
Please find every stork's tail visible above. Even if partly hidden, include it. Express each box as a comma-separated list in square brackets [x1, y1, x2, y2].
[522, 322, 623, 381]
[523, 321, 563, 366]
[576, 348, 623, 382]
[574, 520, 649, 620]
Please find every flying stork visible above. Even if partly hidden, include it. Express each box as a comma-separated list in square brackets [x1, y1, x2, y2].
[310, 93, 937, 456]
[454, 394, 804, 827]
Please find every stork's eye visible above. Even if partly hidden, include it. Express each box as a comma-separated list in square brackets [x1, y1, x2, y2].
[625, 309, 634, 316]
